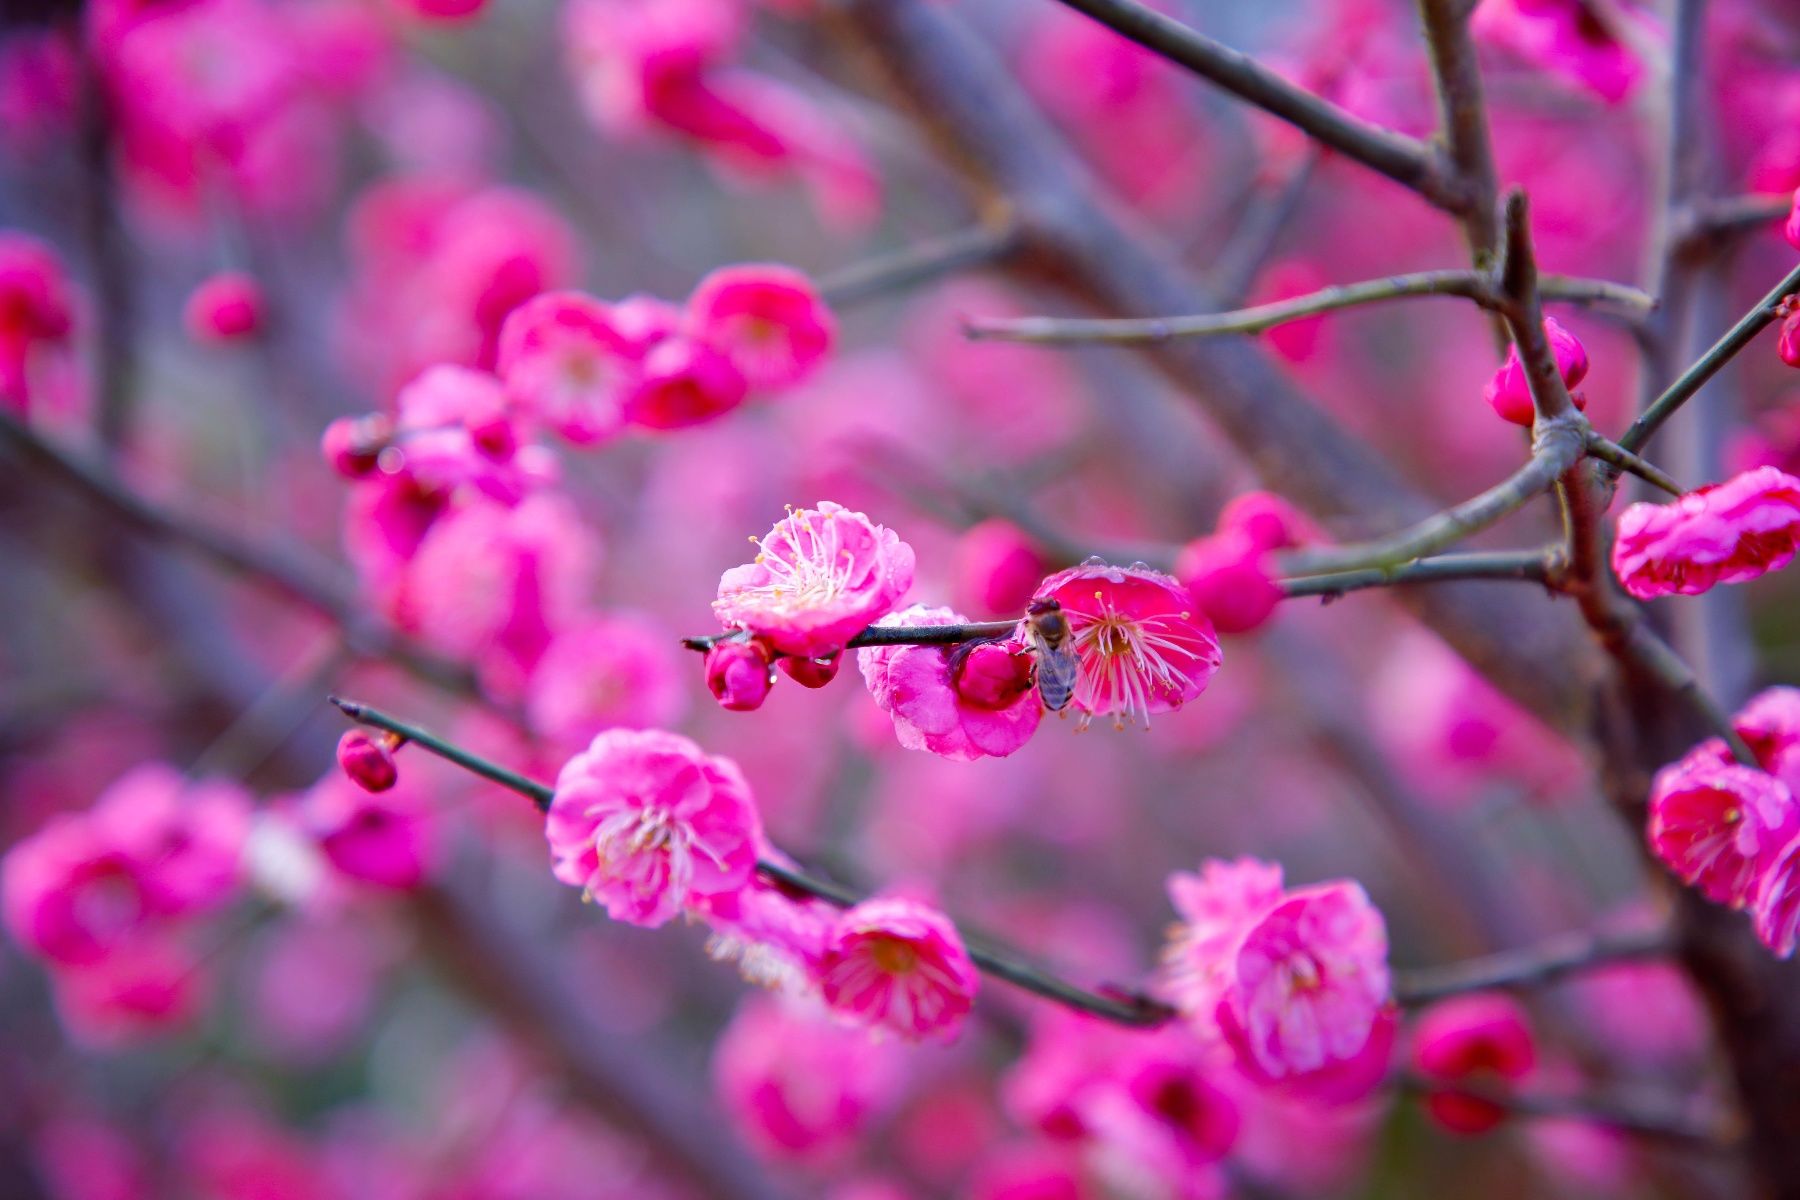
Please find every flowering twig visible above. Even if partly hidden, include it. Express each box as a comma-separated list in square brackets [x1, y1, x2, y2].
[818, 217, 1021, 307]
[1583, 431, 1684, 497]
[1047, 0, 1467, 212]
[1619, 260, 1800, 455]
[962, 271, 1652, 344]
[0, 412, 480, 698]
[1397, 1074, 1737, 1148]
[680, 619, 1019, 655]
[1393, 924, 1673, 1005]
[330, 698, 1178, 1028]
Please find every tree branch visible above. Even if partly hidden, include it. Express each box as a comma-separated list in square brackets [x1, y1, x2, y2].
[1394, 924, 1673, 1004]
[962, 270, 1652, 344]
[1415, 0, 1504, 265]
[1584, 431, 1684, 496]
[818, 217, 1021, 307]
[1397, 1074, 1738, 1148]
[1044, 0, 1469, 212]
[1280, 550, 1552, 599]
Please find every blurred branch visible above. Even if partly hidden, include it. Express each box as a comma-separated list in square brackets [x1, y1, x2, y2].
[333, 698, 1178, 1028]
[962, 270, 1652, 344]
[1279, 549, 1551, 598]
[76, 39, 135, 454]
[1394, 924, 1673, 1004]
[1415, 0, 1503, 265]
[0, 411, 481, 698]
[1208, 146, 1319, 306]
[1673, 193, 1794, 252]
[1045, 0, 1469, 212]
[1618, 260, 1800, 455]
[1397, 1074, 1738, 1148]
[818, 217, 1020, 306]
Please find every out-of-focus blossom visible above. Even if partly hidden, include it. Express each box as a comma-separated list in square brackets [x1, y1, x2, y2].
[1786, 188, 1800, 252]
[707, 636, 778, 711]
[1472, 0, 1658, 103]
[1163, 859, 1394, 1101]
[1033, 561, 1222, 729]
[954, 519, 1050, 619]
[1753, 836, 1800, 957]
[301, 774, 437, 891]
[395, 0, 489, 20]
[715, 502, 915, 657]
[1484, 315, 1590, 426]
[1217, 490, 1317, 553]
[2, 765, 248, 967]
[713, 992, 909, 1161]
[1646, 740, 1797, 907]
[687, 264, 835, 390]
[626, 334, 749, 429]
[527, 614, 689, 751]
[496, 291, 641, 445]
[1612, 467, 1800, 599]
[1176, 531, 1283, 636]
[0, 32, 79, 156]
[546, 729, 762, 927]
[30, 1112, 149, 1200]
[694, 844, 836, 991]
[1734, 687, 1800, 783]
[1781, 307, 1800, 370]
[53, 937, 209, 1047]
[183, 272, 264, 343]
[1410, 993, 1537, 1133]
[816, 895, 979, 1041]
[0, 230, 75, 414]
[858, 606, 1042, 761]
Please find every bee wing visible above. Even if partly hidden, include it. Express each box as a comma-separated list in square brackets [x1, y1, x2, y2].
[1034, 642, 1081, 712]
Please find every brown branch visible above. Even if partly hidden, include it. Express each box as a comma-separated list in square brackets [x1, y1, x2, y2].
[1415, 0, 1504, 265]
[1394, 924, 1673, 1004]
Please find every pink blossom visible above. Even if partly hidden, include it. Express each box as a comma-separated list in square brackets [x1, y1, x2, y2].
[1612, 466, 1800, 599]
[857, 605, 1041, 761]
[320, 413, 388, 480]
[816, 895, 979, 1041]
[396, 0, 488, 20]
[687, 263, 835, 390]
[301, 774, 436, 891]
[0, 230, 75, 412]
[384, 364, 532, 503]
[496, 290, 640, 444]
[1411, 993, 1538, 1134]
[183, 271, 263, 342]
[30, 1113, 149, 1200]
[335, 730, 398, 793]
[1483, 315, 1590, 426]
[0, 32, 80, 156]
[693, 846, 836, 991]
[546, 729, 763, 927]
[1217, 490, 1317, 553]
[2, 764, 249, 967]
[625, 333, 750, 430]
[1162, 860, 1394, 1102]
[1175, 531, 1283, 636]
[1752, 837, 1800, 958]
[526, 614, 689, 752]
[53, 937, 208, 1048]
[1734, 686, 1800, 784]
[1472, 0, 1655, 103]
[714, 992, 908, 1161]
[1786, 188, 1800, 252]
[714, 501, 915, 657]
[1646, 742, 1798, 907]
[1781, 309, 1800, 370]
[707, 637, 778, 711]
[1033, 561, 1223, 729]
[954, 519, 1050, 618]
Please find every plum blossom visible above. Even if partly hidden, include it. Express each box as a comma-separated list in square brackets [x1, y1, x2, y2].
[1033, 561, 1222, 729]
[693, 848, 836, 992]
[1472, 0, 1657, 103]
[1646, 741, 1798, 908]
[1612, 467, 1800, 599]
[1175, 531, 1284, 636]
[625, 333, 749, 429]
[1483, 315, 1589, 426]
[857, 606, 1042, 761]
[2, 764, 249, 967]
[301, 775, 437, 892]
[496, 291, 641, 444]
[1786, 188, 1800, 252]
[1410, 993, 1538, 1134]
[1752, 838, 1800, 958]
[1734, 687, 1800, 782]
[815, 896, 979, 1041]
[1216, 490, 1318, 553]
[1781, 307, 1800, 371]
[546, 729, 762, 928]
[713, 502, 915, 657]
[0, 230, 75, 413]
[526, 614, 689, 752]
[713, 992, 909, 1161]
[706, 637, 778, 711]
[953, 518, 1049, 618]
[183, 272, 263, 343]
[686, 264, 835, 390]
[1162, 859, 1394, 1101]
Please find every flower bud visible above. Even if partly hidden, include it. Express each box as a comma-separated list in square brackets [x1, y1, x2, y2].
[321, 414, 391, 480]
[1176, 532, 1282, 635]
[1484, 316, 1590, 426]
[778, 651, 841, 689]
[336, 730, 398, 793]
[706, 638, 776, 711]
[1217, 491, 1312, 553]
[184, 272, 264, 343]
[950, 640, 1034, 710]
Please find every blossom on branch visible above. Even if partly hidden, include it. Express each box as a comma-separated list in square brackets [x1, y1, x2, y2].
[857, 605, 1041, 761]
[1410, 994, 1538, 1134]
[546, 729, 763, 928]
[1483, 315, 1589, 427]
[1612, 466, 1800, 599]
[714, 502, 915, 658]
[816, 896, 978, 1041]
[1647, 741, 1798, 907]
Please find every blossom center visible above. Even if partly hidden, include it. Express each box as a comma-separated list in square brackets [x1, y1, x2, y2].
[868, 935, 919, 975]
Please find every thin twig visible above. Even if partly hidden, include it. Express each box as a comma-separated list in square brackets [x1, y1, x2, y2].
[331, 698, 1177, 1028]
[1394, 924, 1673, 1004]
[817, 219, 1021, 307]
[1619, 260, 1800, 455]
[1279, 550, 1551, 599]
[1583, 432, 1684, 496]
[1415, 0, 1504, 264]
[1673, 193, 1794, 251]
[1046, 0, 1468, 212]
[681, 618, 1019, 654]
[1397, 1074, 1737, 1148]
[963, 271, 1652, 344]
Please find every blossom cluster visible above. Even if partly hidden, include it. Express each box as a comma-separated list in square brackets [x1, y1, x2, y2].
[1648, 687, 1800, 955]
[1613, 466, 1800, 600]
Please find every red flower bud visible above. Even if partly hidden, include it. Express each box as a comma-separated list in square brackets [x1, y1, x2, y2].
[950, 640, 1035, 710]
[706, 638, 775, 711]
[1176, 531, 1283, 635]
[778, 651, 841, 689]
[321, 415, 392, 480]
[336, 730, 399, 793]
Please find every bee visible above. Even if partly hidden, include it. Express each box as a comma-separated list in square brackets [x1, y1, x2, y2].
[1024, 597, 1080, 712]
